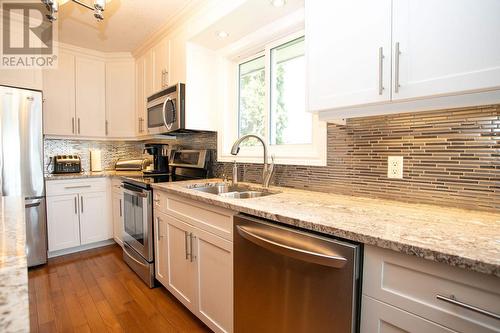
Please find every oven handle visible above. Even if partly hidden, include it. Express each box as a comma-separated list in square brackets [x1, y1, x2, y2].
[121, 184, 148, 198]
[123, 243, 149, 268]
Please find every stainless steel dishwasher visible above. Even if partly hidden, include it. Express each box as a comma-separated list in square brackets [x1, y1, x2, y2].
[234, 214, 361, 333]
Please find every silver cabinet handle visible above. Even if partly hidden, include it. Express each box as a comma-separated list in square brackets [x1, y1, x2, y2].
[105, 120, 108, 135]
[378, 47, 384, 95]
[119, 198, 122, 217]
[72, 117, 75, 134]
[156, 217, 161, 241]
[236, 225, 347, 268]
[184, 231, 189, 260]
[80, 195, 83, 213]
[189, 233, 196, 262]
[436, 294, 500, 320]
[78, 118, 81, 134]
[74, 196, 77, 214]
[394, 42, 401, 93]
[164, 71, 168, 87]
[64, 185, 91, 189]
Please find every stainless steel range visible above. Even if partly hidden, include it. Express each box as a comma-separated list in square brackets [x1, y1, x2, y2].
[121, 149, 210, 287]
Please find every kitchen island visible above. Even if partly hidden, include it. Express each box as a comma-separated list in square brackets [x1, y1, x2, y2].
[0, 196, 29, 333]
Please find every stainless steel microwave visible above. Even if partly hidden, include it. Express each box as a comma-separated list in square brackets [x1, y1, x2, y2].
[147, 83, 185, 134]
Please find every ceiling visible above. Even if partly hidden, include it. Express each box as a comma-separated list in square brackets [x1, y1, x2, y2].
[190, 0, 304, 51]
[56, 0, 194, 52]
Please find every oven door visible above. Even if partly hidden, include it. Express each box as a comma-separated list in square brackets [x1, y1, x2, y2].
[147, 94, 180, 134]
[122, 182, 153, 261]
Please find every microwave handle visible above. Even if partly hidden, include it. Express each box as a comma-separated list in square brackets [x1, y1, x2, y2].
[162, 97, 173, 131]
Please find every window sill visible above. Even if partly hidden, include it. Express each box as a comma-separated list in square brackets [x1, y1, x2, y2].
[217, 152, 326, 167]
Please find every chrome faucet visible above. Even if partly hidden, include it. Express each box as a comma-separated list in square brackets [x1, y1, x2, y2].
[231, 134, 275, 188]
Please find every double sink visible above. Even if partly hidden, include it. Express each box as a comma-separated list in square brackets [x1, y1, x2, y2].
[186, 182, 279, 199]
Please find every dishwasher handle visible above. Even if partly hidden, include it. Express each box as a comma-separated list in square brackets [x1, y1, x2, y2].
[236, 225, 347, 268]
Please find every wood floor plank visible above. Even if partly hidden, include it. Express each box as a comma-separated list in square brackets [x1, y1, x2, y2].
[29, 244, 211, 333]
[95, 299, 124, 333]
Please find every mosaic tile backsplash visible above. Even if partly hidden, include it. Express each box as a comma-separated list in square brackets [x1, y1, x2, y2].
[43, 140, 146, 172]
[214, 104, 500, 212]
[45, 104, 499, 212]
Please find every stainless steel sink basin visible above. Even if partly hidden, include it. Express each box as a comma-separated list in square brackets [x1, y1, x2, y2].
[187, 182, 278, 199]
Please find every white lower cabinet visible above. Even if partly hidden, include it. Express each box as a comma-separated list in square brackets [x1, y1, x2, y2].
[46, 179, 112, 254]
[361, 245, 500, 333]
[79, 191, 111, 245]
[361, 295, 456, 333]
[111, 179, 124, 246]
[154, 191, 235, 333]
[46, 194, 81, 251]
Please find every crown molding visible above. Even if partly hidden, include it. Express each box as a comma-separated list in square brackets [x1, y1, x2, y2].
[57, 42, 133, 61]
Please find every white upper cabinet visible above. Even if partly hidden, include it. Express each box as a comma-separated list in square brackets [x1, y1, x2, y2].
[0, 69, 42, 91]
[135, 55, 147, 135]
[144, 50, 154, 97]
[105, 60, 136, 138]
[43, 50, 76, 136]
[392, 0, 500, 101]
[170, 36, 187, 85]
[306, 0, 392, 111]
[307, 0, 500, 118]
[75, 56, 106, 137]
[152, 38, 171, 91]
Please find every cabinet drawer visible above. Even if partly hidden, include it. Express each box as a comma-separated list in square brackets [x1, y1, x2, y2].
[157, 191, 235, 241]
[46, 178, 107, 196]
[363, 245, 500, 333]
[361, 295, 456, 333]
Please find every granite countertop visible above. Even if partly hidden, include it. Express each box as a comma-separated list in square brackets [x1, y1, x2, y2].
[45, 170, 144, 180]
[152, 179, 500, 277]
[0, 197, 29, 333]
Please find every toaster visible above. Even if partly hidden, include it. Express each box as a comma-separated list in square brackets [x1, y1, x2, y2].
[52, 155, 82, 174]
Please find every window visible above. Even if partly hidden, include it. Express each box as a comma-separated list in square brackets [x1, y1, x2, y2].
[218, 30, 327, 166]
[238, 36, 311, 146]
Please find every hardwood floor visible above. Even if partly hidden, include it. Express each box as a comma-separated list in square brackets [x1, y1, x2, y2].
[28, 244, 211, 333]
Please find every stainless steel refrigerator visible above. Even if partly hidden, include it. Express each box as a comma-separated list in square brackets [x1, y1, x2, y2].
[0, 85, 47, 267]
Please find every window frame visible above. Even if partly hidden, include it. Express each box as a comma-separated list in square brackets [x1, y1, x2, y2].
[217, 30, 327, 166]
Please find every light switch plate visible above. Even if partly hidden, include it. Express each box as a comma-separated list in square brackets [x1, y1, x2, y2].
[388, 156, 403, 179]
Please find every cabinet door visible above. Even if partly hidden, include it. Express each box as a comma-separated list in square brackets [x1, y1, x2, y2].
[112, 192, 124, 246]
[42, 51, 76, 136]
[153, 38, 171, 91]
[169, 37, 186, 85]
[154, 211, 168, 286]
[105, 61, 136, 138]
[144, 50, 154, 96]
[75, 57, 106, 137]
[392, 0, 500, 100]
[79, 191, 112, 245]
[164, 214, 197, 312]
[361, 295, 457, 333]
[135, 56, 147, 135]
[306, 0, 392, 111]
[47, 194, 80, 251]
[193, 226, 233, 333]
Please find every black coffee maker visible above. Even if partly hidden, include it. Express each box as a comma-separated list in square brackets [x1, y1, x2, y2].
[143, 144, 170, 174]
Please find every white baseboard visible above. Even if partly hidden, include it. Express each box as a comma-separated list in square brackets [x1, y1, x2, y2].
[48, 239, 117, 258]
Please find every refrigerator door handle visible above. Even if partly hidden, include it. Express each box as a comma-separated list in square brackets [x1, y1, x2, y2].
[25, 201, 41, 208]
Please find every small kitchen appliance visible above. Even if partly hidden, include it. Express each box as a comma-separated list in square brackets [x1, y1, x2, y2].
[143, 143, 170, 175]
[146, 83, 185, 135]
[52, 155, 82, 174]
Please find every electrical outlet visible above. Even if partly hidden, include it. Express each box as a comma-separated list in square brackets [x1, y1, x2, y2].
[387, 156, 403, 179]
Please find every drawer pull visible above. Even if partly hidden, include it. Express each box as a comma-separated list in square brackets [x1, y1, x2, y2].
[64, 185, 92, 189]
[436, 294, 500, 320]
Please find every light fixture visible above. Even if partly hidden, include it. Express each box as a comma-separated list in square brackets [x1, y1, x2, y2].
[41, 0, 109, 22]
[270, 0, 286, 7]
[216, 31, 229, 39]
